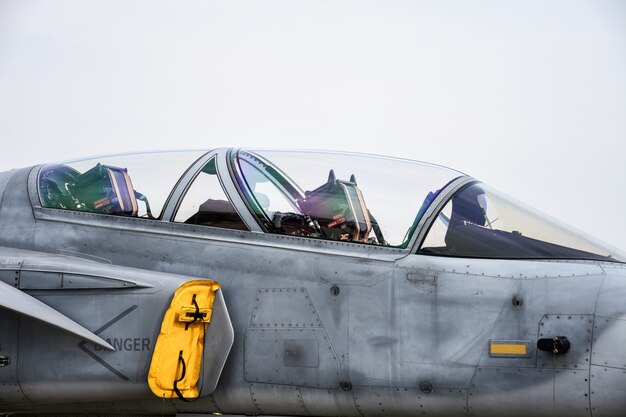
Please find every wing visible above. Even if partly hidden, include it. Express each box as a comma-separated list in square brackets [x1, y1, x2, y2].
[0, 279, 115, 350]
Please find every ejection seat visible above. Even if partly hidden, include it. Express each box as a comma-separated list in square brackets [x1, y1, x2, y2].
[39, 163, 152, 217]
[298, 170, 383, 243]
[69, 163, 140, 216]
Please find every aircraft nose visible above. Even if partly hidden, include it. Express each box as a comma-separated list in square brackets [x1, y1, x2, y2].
[587, 264, 626, 415]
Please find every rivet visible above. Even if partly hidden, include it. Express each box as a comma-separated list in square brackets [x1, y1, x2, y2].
[419, 382, 433, 393]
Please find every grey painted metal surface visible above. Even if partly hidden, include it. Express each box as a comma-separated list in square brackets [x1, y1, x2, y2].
[0, 279, 114, 350]
[0, 149, 625, 416]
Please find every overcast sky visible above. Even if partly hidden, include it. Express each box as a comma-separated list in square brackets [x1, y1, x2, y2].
[1, 1, 625, 251]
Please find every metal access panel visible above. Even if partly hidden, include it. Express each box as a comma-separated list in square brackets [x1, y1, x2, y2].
[469, 367, 589, 417]
[536, 314, 593, 370]
[244, 328, 340, 389]
[589, 317, 626, 417]
[0, 310, 25, 405]
[353, 385, 468, 417]
[244, 287, 340, 389]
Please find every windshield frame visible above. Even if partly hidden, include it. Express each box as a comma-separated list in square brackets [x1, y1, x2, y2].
[230, 149, 305, 231]
[408, 177, 477, 253]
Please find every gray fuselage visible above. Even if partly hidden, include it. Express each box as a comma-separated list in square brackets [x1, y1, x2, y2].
[0, 160, 625, 417]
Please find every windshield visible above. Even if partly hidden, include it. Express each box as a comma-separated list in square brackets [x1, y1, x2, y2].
[420, 183, 625, 262]
[233, 149, 463, 248]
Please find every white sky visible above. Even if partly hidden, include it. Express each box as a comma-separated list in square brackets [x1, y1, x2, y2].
[0, 0, 625, 251]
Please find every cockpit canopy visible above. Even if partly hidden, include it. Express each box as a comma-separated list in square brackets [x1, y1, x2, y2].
[36, 148, 625, 262]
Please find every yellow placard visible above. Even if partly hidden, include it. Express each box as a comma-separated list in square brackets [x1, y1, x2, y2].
[490, 342, 527, 356]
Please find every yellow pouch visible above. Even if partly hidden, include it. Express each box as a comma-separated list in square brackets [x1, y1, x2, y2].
[148, 279, 221, 399]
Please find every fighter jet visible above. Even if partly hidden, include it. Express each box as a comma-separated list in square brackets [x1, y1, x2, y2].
[0, 148, 624, 417]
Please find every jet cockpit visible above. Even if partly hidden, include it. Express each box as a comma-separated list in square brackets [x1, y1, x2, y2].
[37, 148, 624, 262]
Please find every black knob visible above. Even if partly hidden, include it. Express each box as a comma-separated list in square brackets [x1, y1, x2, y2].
[537, 336, 570, 354]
